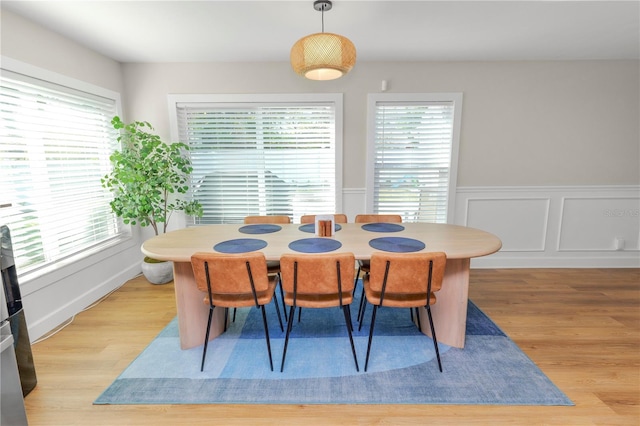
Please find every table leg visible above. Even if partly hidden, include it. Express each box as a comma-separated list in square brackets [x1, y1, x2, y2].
[418, 257, 469, 348]
[173, 261, 227, 350]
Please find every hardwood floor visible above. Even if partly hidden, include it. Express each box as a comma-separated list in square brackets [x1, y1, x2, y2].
[23, 268, 639, 425]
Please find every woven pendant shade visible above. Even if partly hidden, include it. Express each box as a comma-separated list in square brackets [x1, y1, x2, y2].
[291, 32, 356, 80]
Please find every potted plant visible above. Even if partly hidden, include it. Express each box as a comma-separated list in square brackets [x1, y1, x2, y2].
[101, 116, 203, 284]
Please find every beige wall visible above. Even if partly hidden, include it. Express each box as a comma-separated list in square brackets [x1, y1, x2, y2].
[121, 60, 639, 188]
[0, 9, 123, 92]
[1, 9, 140, 339]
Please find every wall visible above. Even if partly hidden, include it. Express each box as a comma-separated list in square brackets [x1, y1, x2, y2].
[1, 10, 143, 340]
[121, 61, 639, 187]
[122, 60, 639, 267]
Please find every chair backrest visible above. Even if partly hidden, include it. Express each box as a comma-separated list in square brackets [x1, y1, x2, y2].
[368, 252, 447, 297]
[191, 252, 270, 295]
[354, 214, 402, 223]
[300, 214, 348, 224]
[244, 215, 291, 224]
[280, 253, 355, 305]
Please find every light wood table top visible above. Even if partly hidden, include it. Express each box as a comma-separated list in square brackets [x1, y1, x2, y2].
[142, 222, 502, 262]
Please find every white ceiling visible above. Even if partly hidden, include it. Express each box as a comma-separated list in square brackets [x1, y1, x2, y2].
[3, 0, 639, 63]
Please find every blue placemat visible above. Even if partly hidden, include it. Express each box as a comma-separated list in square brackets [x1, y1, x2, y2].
[288, 238, 342, 253]
[369, 237, 425, 253]
[298, 223, 342, 234]
[214, 238, 268, 253]
[238, 224, 282, 234]
[361, 223, 405, 233]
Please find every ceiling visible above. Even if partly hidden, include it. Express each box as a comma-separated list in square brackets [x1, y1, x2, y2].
[3, 1, 639, 63]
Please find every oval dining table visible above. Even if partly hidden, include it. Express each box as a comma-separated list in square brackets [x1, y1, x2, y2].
[142, 222, 502, 350]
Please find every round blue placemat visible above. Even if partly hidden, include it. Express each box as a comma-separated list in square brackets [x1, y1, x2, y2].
[361, 223, 405, 233]
[214, 238, 268, 253]
[298, 223, 342, 234]
[238, 224, 282, 234]
[369, 237, 425, 253]
[288, 238, 342, 253]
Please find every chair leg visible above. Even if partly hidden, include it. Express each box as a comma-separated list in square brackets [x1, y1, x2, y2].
[223, 307, 229, 332]
[415, 308, 422, 333]
[280, 305, 296, 372]
[297, 306, 302, 322]
[342, 306, 360, 371]
[353, 265, 361, 296]
[278, 274, 287, 322]
[272, 297, 284, 332]
[232, 307, 237, 322]
[364, 305, 379, 372]
[259, 305, 274, 371]
[426, 305, 442, 372]
[358, 291, 368, 331]
[200, 306, 215, 372]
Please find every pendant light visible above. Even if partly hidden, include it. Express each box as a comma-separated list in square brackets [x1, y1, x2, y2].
[290, 0, 356, 81]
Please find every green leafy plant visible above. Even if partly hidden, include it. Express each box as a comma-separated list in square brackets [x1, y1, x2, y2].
[101, 116, 203, 236]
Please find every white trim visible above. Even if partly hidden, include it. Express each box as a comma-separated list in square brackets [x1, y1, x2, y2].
[1, 56, 122, 110]
[27, 262, 139, 341]
[365, 92, 463, 222]
[455, 185, 640, 268]
[167, 93, 345, 217]
[464, 196, 551, 252]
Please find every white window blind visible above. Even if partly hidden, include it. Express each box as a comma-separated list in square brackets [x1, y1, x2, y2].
[0, 69, 121, 274]
[172, 95, 341, 224]
[367, 94, 462, 223]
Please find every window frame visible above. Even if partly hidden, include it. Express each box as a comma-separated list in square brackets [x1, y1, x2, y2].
[167, 93, 344, 223]
[0, 56, 126, 279]
[365, 93, 463, 224]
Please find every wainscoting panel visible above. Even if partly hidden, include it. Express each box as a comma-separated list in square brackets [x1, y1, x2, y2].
[454, 186, 639, 268]
[466, 198, 549, 252]
[559, 197, 640, 251]
[344, 185, 639, 268]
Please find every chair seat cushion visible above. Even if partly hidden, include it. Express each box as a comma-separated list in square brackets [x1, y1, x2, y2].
[357, 259, 370, 272]
[267, 260, 281, 274]
[363, 276, 436, 308]
[204, 276, 278, 308]
[284, 292, 353, 308]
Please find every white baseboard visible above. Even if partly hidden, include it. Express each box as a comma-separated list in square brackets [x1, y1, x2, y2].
[27, 263, 141, 341]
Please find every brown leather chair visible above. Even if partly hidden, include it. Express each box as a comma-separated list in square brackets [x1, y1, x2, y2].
[279, 252, 359, 372]
[354, 214, 403, 321]
[244, 215, 291, 224]
[354, 214, 402, 224]
[300, 214, 348, 224]
[191, 251, 283, 372]
[243, 215, 291, 319]
[360, 251, 447, 372]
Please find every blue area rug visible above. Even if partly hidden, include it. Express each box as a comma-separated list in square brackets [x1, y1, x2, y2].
[95, 288, 572, 405]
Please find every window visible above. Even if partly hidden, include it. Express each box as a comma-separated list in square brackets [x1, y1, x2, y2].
[169, 94, 342, 224]
[366, 93, 462, 223]
[0, 65, 122, 275]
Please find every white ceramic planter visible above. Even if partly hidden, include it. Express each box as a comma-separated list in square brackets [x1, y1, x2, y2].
[141, 260, 174, 285]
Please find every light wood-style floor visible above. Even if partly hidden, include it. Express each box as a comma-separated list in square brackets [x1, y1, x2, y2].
[24, 268, 639, 425]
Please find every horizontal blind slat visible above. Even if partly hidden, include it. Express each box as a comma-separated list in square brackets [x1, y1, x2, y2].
[1, 70, 122, 274]
[178, 101, 337, 224]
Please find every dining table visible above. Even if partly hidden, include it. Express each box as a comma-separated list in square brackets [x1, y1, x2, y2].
[141, 222, 502, 350]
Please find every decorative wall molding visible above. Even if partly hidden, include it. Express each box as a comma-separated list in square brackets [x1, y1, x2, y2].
[465, 197, 550, 252]
[343, 185, 639, 268]
[455, 185, 639, 268]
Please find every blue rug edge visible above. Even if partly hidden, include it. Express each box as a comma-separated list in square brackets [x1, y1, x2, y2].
[94, 299, 574, 406]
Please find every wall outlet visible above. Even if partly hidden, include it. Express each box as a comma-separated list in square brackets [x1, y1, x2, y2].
[614, 237, 625, 251]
